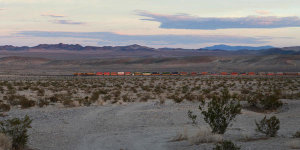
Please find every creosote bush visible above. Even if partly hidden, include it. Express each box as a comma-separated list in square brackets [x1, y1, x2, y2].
[213, 140, 240, 150]
[199, 89, 241, 134]
[259, 94, 283, 110]
[255, 115, 280, 137]
[0, 115, 32, 150]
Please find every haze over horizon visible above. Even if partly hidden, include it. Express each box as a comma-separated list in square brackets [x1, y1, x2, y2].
[1, 0, 300, 48]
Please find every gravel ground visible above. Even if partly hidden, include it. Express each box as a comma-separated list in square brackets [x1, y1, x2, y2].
[3, 99, 300, 150]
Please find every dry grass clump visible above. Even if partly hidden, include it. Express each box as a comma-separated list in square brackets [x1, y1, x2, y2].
[171, 127, 223, 144]
[188, 127, 223, 144]
[0, 133, 12, 150]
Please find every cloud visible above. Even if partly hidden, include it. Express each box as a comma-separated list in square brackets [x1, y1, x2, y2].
[256, 10, 271, 15]
[52, 20, 85, 25]
[42, 13, 66, 18]
[136, 10, 300, 30]
[17, 31, 267, 46]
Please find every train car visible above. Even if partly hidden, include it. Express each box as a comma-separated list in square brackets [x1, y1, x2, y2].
[73, 73, 80, 76]
[134, 72, 142, 76]
[284, 72, 298, 76]
[258, 72, 267, 76]
[152, 72, 160, 75]
[162, 72, 171, 75]
[142, 72, 152, 76]
[171, 72, 179, 75]
[117, 72, 125, 76]
[201, 72, 209, 75]
[248, 72, 256, 75]
[125, 72, 132, 76]
[111, 72, 118, 76]
[210, 72, 218, 75]
[180, 72, 188, 75]
[231, 72, 238, 75]
[298, 72, 300, 76]
[96, 72, 104, 76]
[220, 72, 228, 75]
[275, 72, 284, 76]
[240, 72, 247, 75]
[190, 72, 197, 76]
[267, 72, 275, 76]
[84, 73, 96, 76]
[104, 72, 110, 76]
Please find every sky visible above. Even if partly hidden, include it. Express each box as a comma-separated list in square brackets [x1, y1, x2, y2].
[0, 0, 300, 48]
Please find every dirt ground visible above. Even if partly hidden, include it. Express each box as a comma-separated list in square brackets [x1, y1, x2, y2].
[4, 99, 300, 150]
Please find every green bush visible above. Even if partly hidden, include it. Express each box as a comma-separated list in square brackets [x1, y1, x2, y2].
[0, 115, 32, 150]
[19, 98, 35, 109]
[255, 116, 280, 137]
[199, 89, 241, 134]
[213, 140, 240, 150]
[259, 94, 282, 110]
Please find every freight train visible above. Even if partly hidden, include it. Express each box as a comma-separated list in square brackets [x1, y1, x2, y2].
[73, 72, 300, 76]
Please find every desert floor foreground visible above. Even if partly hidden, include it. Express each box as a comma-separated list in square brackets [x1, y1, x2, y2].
[4, 99, 300, 150]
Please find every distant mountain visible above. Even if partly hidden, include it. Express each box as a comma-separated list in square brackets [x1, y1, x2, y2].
[0, 43, 155, 51]
[203, 44, 274, 51]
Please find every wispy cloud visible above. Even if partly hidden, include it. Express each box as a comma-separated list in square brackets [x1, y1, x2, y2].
[17, 31, 268, 46]
[42, 13, 66, 18]
[256, 10, 271, 15]
[137, 10, 300, 30]
[52, 20, 85, 25]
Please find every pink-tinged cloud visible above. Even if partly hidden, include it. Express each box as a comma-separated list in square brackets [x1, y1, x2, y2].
[52, 20, 85, 25]
[137, 11, 300, 30]
[42, 13, 66, 18]
[256, 10, 271, 15]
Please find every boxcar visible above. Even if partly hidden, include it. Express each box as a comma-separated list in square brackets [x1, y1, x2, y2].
[220, 72, 228, 75]
[104, 72, 110, 76]
[180, 72, 188, 75]
[134, 72, 142, 76]
[142, 72, 152, 76]
[152, 72, 160, 75]
[162, 72, 171, 75]
[275, 72, 284, 76]
[231, 72, 238, 75]
[190, 72, 197, 76]
[201, 72, 208, 75]
[171, 72, 179, 75]
[267, 72, 275, 76]
[117, 72, 125, 76]
[96, 72, 104, 76]
[125, 72, 132, 76]
[111, 72, 118, 76]
[284, 72, 298, 76]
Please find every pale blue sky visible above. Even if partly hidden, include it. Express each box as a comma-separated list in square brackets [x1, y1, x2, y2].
[0, 0, 300, 48]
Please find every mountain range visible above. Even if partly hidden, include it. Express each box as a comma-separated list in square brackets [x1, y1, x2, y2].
[0, 43, 299, 75]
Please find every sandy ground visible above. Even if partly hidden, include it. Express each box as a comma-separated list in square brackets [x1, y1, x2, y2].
[3, 99, 300, 150]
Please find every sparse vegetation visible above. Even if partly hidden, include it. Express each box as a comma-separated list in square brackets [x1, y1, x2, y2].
[255, 116, 280, 137]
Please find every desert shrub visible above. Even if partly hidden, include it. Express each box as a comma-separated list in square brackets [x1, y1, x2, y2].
[19, 98, 35, 109]
[38, 99, 49, 108]
[0, 104, 10, 112]
[199, 89, 241, 134]
[122, 94, 131, 102]
[140, 94, 150, 102]
[255, 116, 280, 137]
[0, 133, 12, 150]
[259, 94, 282, 110]
[63, 99, 74, 107]
[187, 110, 197, 125]
[90, 91, 100, 102]
[102, 94, 112, 101]
[49, 96, 59, 103]
[169, 95, 183, 103]
[213, 140, 240, 150]
[37, 89, 45, 96]
[293, 131, 300, 138]
[0, 115, 32, 150]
